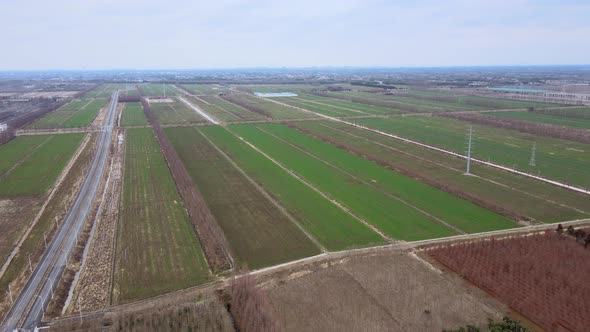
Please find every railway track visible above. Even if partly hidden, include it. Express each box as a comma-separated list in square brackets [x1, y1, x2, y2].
[1, 91, 119, 331]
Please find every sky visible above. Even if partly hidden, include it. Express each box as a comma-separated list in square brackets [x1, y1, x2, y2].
[1, 0, 589, 70]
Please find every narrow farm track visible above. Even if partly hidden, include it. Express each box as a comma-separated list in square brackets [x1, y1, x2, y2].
[1, 91, 119, 331]
[259, 94, 590, 195]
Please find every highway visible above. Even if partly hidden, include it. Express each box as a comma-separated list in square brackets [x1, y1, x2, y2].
[2, 91, 119, 331]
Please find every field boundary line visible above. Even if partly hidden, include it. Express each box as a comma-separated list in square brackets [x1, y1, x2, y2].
[254, 125, 466, 234]
[260, 95, 590, 196]
[223, 126, 392, 242]
[0, 133, 91, 280]
[197, 127, 327, 252]
[178, 96, 220, 125]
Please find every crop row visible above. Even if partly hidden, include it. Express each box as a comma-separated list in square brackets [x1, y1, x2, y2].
[229, 123, 516, 240]
[114, 128, 209, 303]
[165, 127, 321, 268]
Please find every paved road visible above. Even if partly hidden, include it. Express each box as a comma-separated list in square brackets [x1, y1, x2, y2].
[2, 91, 119, 331]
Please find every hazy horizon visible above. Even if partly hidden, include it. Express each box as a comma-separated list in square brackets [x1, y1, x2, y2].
[2, 0, 589, 71]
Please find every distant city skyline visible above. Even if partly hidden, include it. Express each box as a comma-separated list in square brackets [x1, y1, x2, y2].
[1, 0, 589, 70]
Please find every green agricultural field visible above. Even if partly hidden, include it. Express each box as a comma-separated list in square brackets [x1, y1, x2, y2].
[228, 94, 317, 120]
[230, 124, 516, 240]
[120, 102, 148, 127]
[486, 111, 590, 129]
[533, 107, 590, 119]
[327, 90, 562, 113]
[239, 84, 323, 93]
[196, 95, 266, 121]
[0, 134, 84, 197]
[165, 127, 321, 268]
[278, 97, 369, 117]
[356, 116, 590, 189]
[199, 126, 384, 250]
[119, 88, 140, 97]
[295, 93, 403, 115]
[179, 84, 224, 95]
[114, 128, 209, 304]
[139, 84, 182, 97]
[293, 121, 590, 223]
[27, 99, 105, 129]
[149, 98, 207, 125]
[84, 83, 127, 98]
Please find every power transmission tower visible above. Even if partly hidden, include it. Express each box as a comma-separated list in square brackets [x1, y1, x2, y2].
[465, 126, 473, 175]
[529, 142, 536, 166]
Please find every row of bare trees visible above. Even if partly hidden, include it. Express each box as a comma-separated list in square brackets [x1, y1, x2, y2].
[219, 94, 273, 119]
[286, 123, 525, 222]
[226, 273, 278, 332]
[438, 112, 590, 144]
[118, 96, 141, 103]
[141, 98, 232, 272]
[427, 232, 590, 332]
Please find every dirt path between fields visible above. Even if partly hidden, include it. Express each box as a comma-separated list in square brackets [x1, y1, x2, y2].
[62, 129, 123, 314]
[178, 96, 220, 125]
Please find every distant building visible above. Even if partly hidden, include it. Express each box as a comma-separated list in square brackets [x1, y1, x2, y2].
[0, 123, 7, 132]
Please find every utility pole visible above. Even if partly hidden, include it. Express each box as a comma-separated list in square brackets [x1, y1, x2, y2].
[465, 126, 473, 175]
[529, 142, 536, 166]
